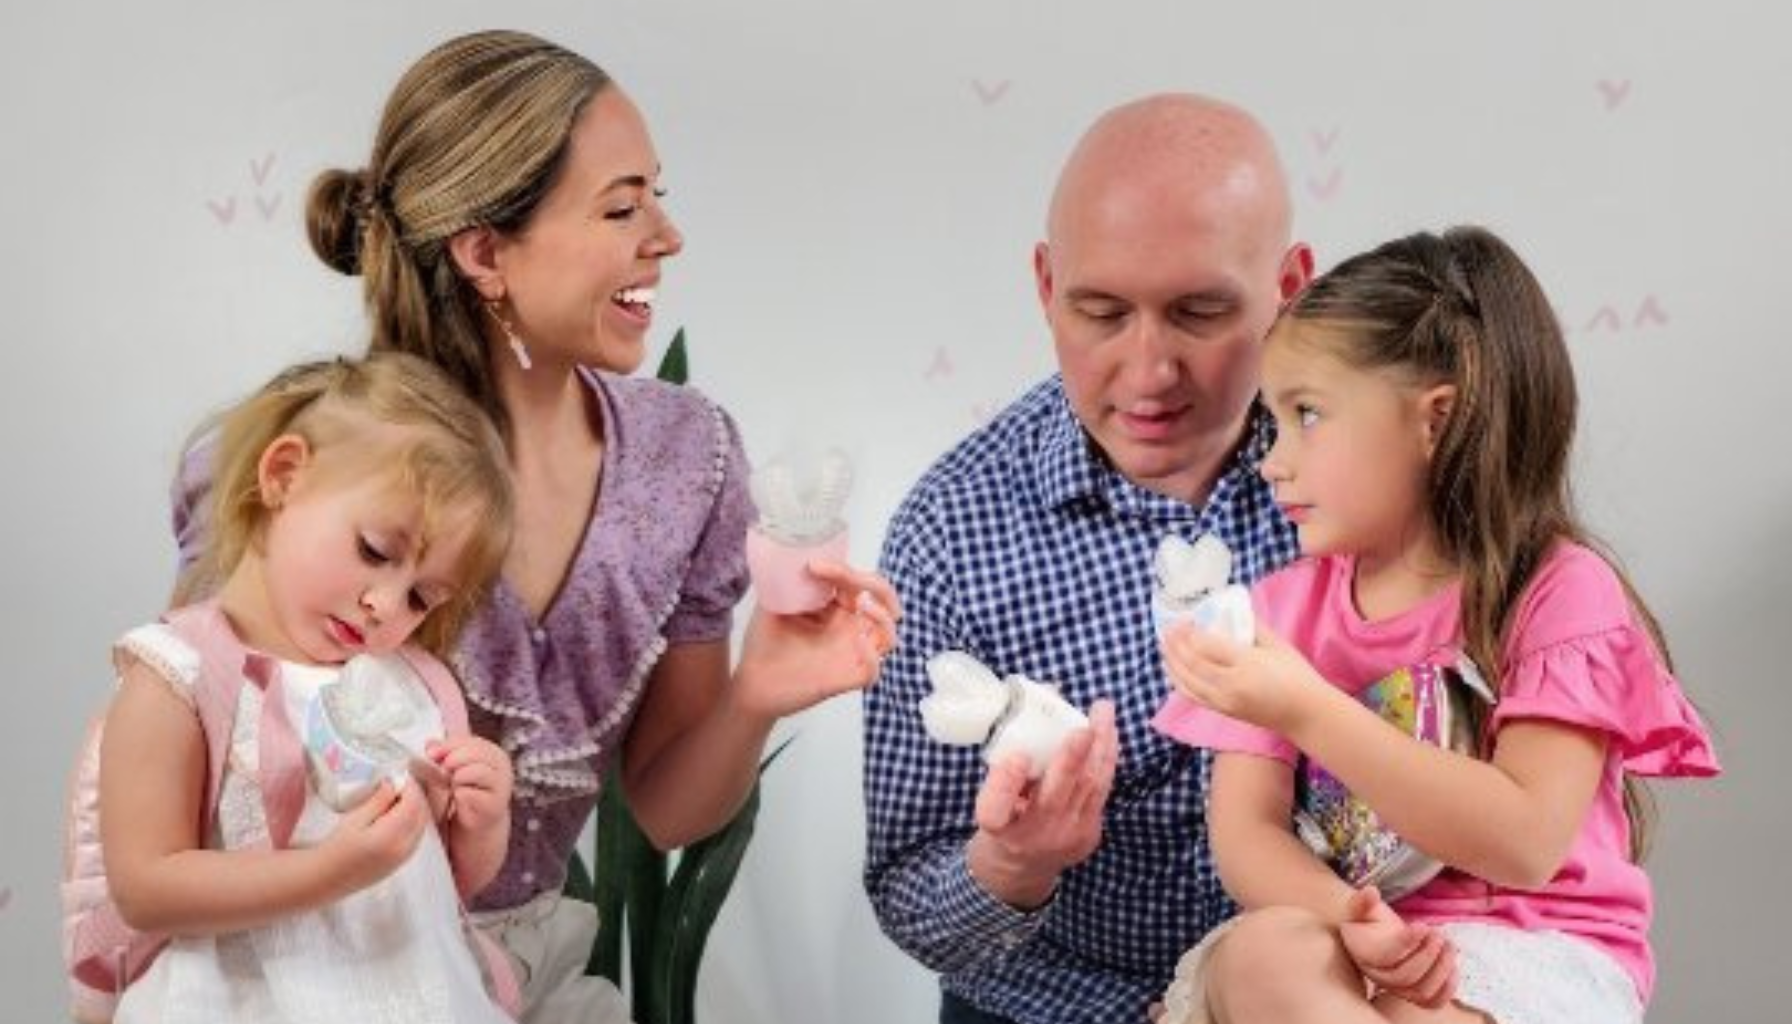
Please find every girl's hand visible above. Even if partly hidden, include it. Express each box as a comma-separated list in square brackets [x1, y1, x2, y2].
[1338, 886, 1457, 1008]
[322, 779, 430, 892]
[732, 559, 900, 720]
[1160, 622, 1326, 734]
[426, 736, 515, 834]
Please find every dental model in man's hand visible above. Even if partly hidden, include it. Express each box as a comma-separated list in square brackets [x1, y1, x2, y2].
[1151, 533, 1254, 646]
[746, 448, 853, 614]
[918, 651, 1089, 779]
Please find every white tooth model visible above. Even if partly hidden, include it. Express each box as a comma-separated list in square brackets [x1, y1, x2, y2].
[303, 655, 445, 812]
[746, 448, 854, 614]
[1151, 534, 1255, 646]
[919, 651, 1089, 779]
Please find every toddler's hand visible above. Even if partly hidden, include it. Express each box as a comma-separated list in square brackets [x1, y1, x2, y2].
[1338, 886, 1457, 1008]
[323, 779, 430, 892]
[426, 735, 514, 835]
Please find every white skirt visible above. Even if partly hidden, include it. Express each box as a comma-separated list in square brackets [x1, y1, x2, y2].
[1160, 919, 1642, 1024]
[1441, 922, 1642, 1024]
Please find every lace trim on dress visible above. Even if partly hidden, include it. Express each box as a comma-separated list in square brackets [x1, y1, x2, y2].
[114, 625, 201, 708]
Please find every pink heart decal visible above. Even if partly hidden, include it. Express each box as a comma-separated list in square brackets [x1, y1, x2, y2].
[256, 194, 283, 221]
[924, 347, 954, 381]
[1310, 127, 1340, 155]
[1583, 306, 1623, 332]
[250, 152, 277, 187]
[972, 79, 1011, 105]
[1596, 79, 1632, 110]
[206, 197, 237, 225]
[1306, 167, 1343, 202]
[1633, 295, 1668, 327]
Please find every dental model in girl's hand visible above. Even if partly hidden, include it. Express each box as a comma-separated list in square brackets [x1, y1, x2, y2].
[919, 651, 1089, 779]
[1151, 534, 1254, 646]
[746, 448, 853, 614]
[303, 654, 449, 811]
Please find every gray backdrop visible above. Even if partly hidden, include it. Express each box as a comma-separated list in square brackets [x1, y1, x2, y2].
[4, 1, 1781, 1019]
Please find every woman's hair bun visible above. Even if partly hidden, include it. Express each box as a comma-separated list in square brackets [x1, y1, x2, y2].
[305, 167, 372, 276]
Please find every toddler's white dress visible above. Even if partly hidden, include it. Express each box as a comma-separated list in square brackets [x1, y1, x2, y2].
[113, 623, 511, 1024]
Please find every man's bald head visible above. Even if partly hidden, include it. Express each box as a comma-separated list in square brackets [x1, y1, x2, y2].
[1034, 92, 1310, 505]
[1047, 93, 1293, 249]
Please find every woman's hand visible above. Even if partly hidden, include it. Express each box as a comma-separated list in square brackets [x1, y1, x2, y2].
[1160, 622, 1327, 734]
[731, 559, 900, 720]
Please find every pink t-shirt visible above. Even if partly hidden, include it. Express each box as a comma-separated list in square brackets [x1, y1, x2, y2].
[1152, 544, 1718, 1003]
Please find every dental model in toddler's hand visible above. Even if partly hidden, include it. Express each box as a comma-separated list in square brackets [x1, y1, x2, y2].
[304, 655, 450, 810]
[746, 448, 853, 613]
[1151, 534, 1254, 645]
[918, 651, 1089, 779]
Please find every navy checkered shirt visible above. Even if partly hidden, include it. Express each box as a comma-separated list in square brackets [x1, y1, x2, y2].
[863, 376, 1299, 1023]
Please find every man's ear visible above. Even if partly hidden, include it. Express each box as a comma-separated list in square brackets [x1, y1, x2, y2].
[257, 434, 313, 509]
[1278, 242, 1315, 308]
[1419, 384, 1457, 455]
[448, 225, 506, 302]
[1033, 241, 1055, 312]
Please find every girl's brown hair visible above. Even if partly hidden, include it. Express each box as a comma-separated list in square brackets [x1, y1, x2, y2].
[1278, 225, 1667, 858]
[305, 29, 611, 438]
[178, 352, 514, 658]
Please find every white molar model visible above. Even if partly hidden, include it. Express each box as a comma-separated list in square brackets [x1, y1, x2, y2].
[303, 656, 443, 812]
[919, 651, 1089, 779]
[746, 448, 853, 614]
[1151, 533, 1255, 645]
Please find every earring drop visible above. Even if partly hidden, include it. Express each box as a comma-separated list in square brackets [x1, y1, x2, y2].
[483, 300, 533, 371]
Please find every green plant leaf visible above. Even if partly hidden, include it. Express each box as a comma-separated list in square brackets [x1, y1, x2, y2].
[625, 810, 668, 1024]
[587, 778, 631, 983]
[564, 849, 595, 906]
[647, 780, 762, 1024]
[655, 328, 689, 385]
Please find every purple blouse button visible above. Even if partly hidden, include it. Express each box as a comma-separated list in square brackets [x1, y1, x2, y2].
[526, 817, 541, 833]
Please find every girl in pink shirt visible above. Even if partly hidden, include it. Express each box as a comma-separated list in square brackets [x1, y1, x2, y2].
[1152, 226, 1717, 1024]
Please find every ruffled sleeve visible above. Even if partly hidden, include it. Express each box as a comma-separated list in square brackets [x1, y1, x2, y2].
[1151, 692, 1297, 763]
[112, 622, 202, 708]
[662, 394, 751, 643]
[1493, 552, 1719, 778]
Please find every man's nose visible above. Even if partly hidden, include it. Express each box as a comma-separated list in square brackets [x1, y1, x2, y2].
[1120, 316, 1179, 389]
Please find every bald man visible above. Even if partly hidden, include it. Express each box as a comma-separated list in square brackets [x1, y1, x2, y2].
[863, 95, 1313, 1023]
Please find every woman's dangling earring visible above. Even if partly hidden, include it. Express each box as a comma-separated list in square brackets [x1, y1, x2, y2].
[483, 299, 533, 371]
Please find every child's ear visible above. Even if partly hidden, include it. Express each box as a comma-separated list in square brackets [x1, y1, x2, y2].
[257, 434, 313, 509]
[1419, 384, 1457, 456]
[448, 225, 506, 302]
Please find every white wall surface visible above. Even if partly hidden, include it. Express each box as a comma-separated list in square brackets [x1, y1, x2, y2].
[3, 1, 1783, 1020]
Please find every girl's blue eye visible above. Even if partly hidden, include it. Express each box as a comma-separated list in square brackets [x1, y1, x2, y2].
[357, 537, 388, 565]
[1296, 404, 1319, 428]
